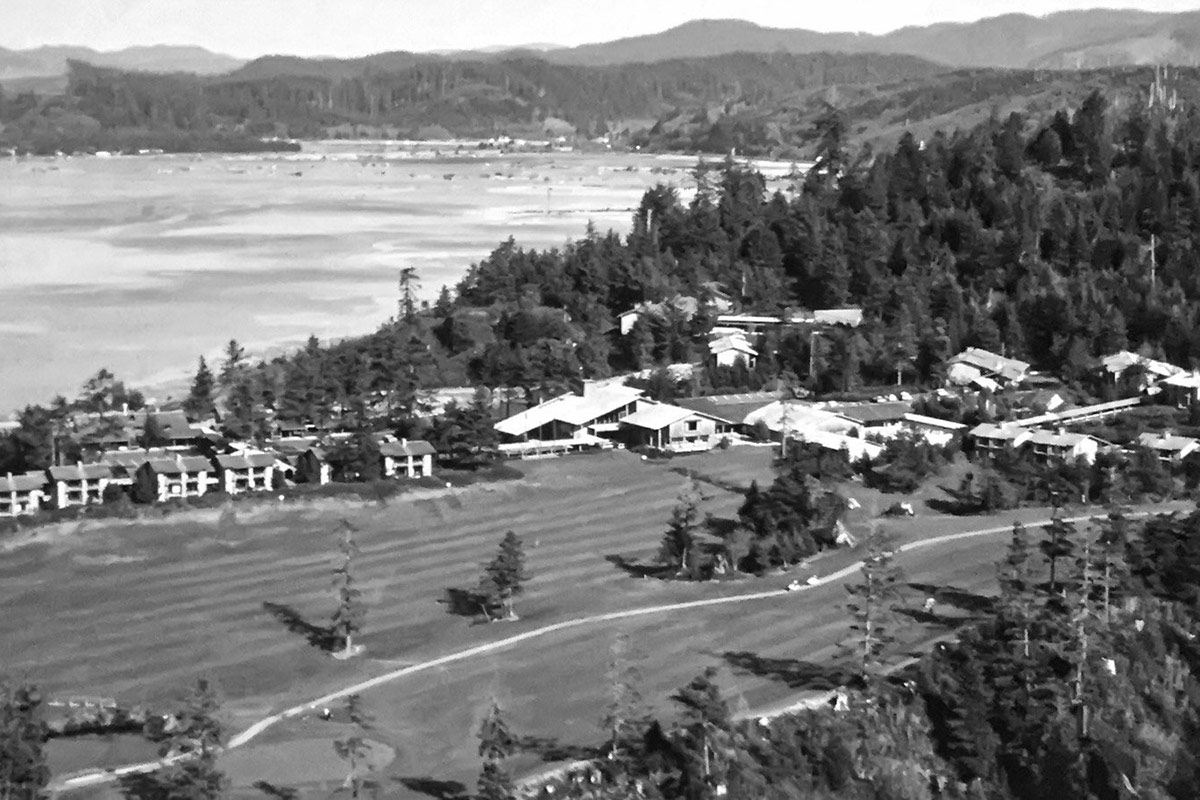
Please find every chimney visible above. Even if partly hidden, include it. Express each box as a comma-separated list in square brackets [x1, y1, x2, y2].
[401, 438, 407, 447]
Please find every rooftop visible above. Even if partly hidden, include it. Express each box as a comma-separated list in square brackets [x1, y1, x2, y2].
[215, 452, 279, 470]
[620, 402, 696, 430]
[1028, 430, 1097, 447]
[1137, 432, 1200, 452]
[969, 423, 1029, 440]
[0, 472, 48, 493]
[949, 348, 1030, 382]
[378, 439, 437, 457]
[495, 385, 643, 436]
[48, 463, 114, 482]
[829, 402, 911, 425]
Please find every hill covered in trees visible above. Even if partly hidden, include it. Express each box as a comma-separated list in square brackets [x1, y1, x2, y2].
[4, 51, 1200, 158]
[0, 51, 942, 153]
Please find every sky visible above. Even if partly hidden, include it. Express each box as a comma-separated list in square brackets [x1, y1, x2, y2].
[5, 0, 1199, 57]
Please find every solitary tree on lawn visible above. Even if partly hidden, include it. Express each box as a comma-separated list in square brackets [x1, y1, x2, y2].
[659, 479, 702, 577]
[331, 521, 366, 658]
[480, 531, 528, 622]
[477, 700, 517, 800]
[333, 694, 376, 798]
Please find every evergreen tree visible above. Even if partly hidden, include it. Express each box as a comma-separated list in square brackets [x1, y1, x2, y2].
[600, 631, 648, 764]
[333, 694, 376, 799]
[842, 529, 905, 681]
[659, 479, 702, 577]
[331, 522, 366, 658]
[218, 339, 246, 388]
[182, 356, 217, 421]
[137, 413, 169, 449]
[0, 678, 49, 800]
[480, 531, 528, 622]
[1039, 511, 1077, 595]
[477, 700, 516, 800]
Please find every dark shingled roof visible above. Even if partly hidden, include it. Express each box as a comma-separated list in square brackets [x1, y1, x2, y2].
[378, 439, 437, 458]
[48, 463, 114, 482]
[215, 452, 278, 470]
[829, 402, 911, 425]
[675, 391, 782, 426]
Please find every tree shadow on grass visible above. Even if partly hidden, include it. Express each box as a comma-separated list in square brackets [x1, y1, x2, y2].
[439, 587, 499, 625]
[605, 554, 672, 579]
[518, 734, 597, 762]
[723, 650, 851, 691]
[396, 776, 470, 800]
[261, 601, 339, 652]
[907, 583, 996, 616]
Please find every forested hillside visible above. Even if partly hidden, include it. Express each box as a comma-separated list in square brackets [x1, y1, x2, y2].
[0, 52, 941, 152]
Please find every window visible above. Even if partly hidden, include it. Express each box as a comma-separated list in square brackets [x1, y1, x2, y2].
[686, 419, 699, 432]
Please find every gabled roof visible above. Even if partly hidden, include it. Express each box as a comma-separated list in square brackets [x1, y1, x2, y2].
[100, 448, 176, 468]
[949, 348, 1030, 382]
[969, 423, 1028, 441]
[1028, 430, 1098, 448]
[215, 452, 278, 470]
[496, 386, 644, 436]
[378, 439, 437, 457]
[144, 456, 213, 475]
[1102, 350, 1181, 378]
[1136, 432, 1200, 453]
[830, 402, 911, 425]
[0, 472, 48, 493]
[709, 336, 758, 356]
[620, 402, 697, 430]
[48, 463, 114, 482]
[145, 410, 201, 441]
[675, 391, 782, 426]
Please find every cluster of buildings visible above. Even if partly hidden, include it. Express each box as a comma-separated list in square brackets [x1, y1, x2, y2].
[491, 379, 967, 460]
[0, 409, 438, 518]
[492, 344, 1200, 473]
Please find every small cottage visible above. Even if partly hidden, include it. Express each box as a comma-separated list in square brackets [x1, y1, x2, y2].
[0, 472, 47, 516]
[1136, 432, 1200, 464]
[1028, 429, 1102, 465]
[215, 452, 277, 495]
[619, 401, 726, 452]
[379, 439, 437, 478]
[708, 334, 758, 369]
[47, 462, 114, 508]
[969, 423, 1032, 459]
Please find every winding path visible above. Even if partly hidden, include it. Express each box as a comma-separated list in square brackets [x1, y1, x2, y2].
[49, 509, 1155, 793]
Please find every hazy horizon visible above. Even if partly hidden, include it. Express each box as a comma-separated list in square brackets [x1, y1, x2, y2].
[5, 0, 1199, 60]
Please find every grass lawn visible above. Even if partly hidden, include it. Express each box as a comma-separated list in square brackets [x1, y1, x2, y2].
[7, 447, 1181, 798]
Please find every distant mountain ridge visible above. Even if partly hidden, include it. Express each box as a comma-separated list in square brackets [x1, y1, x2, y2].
[0, 44, 243, 84]
[537, 11, 1200, 69]
[5, 6, 1200, 92]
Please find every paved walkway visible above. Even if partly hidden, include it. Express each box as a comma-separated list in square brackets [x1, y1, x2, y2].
[49, 509, 1154, 793]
